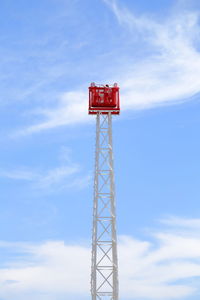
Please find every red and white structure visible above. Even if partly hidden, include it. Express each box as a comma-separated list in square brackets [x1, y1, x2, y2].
[89, 83, 120, 300]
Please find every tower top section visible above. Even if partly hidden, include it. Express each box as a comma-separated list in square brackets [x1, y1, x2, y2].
[88, 83, 120, 115]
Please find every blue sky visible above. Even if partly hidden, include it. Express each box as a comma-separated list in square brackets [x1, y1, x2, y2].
[1, 0, 200, 299]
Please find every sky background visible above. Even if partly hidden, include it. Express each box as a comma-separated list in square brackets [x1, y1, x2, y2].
[1, 0, 200, 299]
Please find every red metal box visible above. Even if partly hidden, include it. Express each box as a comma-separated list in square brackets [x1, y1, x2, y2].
[89, 83, 120, 114]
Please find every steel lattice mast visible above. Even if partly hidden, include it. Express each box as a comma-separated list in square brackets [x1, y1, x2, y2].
[89, 83, 120, 300]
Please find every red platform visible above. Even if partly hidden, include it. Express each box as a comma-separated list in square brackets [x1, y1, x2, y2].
[89, 83, 120, 115]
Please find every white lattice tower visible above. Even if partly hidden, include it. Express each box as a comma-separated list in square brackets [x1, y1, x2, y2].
[91, 112, 119, 300]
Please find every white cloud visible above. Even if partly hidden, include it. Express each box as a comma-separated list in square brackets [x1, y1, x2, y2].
[161, 216, 200, 229]
[0, 241, 90, 300]
[1, 217, 200, 299]
[16, 0, 200, 135]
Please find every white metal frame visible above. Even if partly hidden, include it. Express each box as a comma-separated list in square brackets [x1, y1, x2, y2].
[91, 113, 119, 300]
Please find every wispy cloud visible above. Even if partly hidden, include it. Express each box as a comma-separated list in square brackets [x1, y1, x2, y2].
[0, 169, 37, 181]
[15, 0, 200, 135]
[0, 217, 200, 299]
[0, 148, 91, 192]
[37, 165, 80, 189]
[104, 0, 200, 108]
[15, 91, 90, 136]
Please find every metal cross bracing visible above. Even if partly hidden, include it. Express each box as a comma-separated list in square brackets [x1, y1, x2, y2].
[91, 113, 119, 300]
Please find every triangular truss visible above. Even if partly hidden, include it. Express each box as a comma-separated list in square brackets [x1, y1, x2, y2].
[91, 113, 119, 300]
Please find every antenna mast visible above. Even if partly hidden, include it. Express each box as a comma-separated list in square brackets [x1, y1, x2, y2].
[89, 83, 120, 300]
